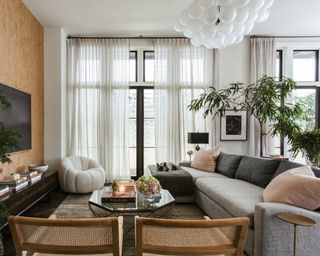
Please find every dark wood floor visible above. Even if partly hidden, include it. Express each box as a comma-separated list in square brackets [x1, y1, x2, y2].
[2, 189, 67, 256]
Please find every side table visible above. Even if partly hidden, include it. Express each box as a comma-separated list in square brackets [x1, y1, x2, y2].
[277, 212, 316, 256]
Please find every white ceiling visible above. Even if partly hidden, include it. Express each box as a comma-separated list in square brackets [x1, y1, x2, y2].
[22, 0, 320, 37]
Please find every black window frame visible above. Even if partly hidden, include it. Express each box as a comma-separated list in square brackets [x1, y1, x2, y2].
[130, 50, 155, 179]
[143, 51, 155, 83]
[130, 50, 138, 83]
[293, 50, 319, 82]
[278, 49, 320, 156]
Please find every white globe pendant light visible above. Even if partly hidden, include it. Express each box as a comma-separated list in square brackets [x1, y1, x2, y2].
[174, 0, 274, 49]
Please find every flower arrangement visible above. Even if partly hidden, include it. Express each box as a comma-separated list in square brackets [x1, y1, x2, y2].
[290, 129, 320, 167]
[136, 176, 161, 197]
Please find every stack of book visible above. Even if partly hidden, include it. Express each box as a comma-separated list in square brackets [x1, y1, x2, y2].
[21, 171, 42, 184]
[0, 175, 29, 191]
[102, 179, 136, 203]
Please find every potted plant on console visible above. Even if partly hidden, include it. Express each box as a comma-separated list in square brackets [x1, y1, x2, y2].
[188, 75, 303, 156]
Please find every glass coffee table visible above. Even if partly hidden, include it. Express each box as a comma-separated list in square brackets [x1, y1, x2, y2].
[88, 188, 175, 217]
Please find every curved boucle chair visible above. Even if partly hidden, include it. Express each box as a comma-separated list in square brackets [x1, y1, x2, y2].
[59, 156, 105, 194]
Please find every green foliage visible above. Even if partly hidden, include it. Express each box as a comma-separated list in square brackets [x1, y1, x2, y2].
[290, 129, 320, 167]
[295, 93, 316, 131]
[0, 90, 22, 165]
[188, 75, 303, 155]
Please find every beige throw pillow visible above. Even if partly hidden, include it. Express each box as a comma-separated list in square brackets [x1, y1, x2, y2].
[263, 166, 320, 210]
[191, 147, 220, 172]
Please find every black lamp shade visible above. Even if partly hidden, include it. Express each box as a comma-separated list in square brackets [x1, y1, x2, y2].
[188, 132, 209, 144]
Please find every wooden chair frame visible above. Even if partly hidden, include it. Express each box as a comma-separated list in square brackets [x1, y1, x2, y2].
[8, 215, 123, 256]
[135, 216, 249, 256]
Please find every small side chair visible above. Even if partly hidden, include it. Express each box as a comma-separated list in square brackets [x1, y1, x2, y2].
[135, 216, 249, 256]
[8, 216, 123, 256]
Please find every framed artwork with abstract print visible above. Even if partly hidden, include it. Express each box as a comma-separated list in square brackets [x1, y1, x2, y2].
[220, 110, 247, 141]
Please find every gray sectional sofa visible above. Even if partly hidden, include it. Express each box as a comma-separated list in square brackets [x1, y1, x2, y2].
[148, 152, 320, 256]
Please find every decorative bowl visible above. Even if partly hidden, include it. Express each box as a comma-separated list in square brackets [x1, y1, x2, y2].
[28, 163, 49, 173]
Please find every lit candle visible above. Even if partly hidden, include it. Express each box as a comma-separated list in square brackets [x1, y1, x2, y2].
[119, 185, 125, 194]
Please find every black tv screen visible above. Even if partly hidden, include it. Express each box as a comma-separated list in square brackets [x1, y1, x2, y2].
[0, 83, 31, 152]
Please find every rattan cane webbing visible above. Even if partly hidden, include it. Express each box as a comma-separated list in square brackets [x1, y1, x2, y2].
[19, 224, 113, 246]
[142, 225, 237, 247]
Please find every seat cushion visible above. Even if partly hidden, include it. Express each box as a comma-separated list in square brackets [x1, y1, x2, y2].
[235, 156, 280, 188]
[216, 152, 242, 178]
[183, 166, 228, 181]
[195, 177, 264, 227]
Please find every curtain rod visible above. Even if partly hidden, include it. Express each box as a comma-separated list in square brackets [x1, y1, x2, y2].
[251, 35, 320, 39]
[67, 36, 187, 39]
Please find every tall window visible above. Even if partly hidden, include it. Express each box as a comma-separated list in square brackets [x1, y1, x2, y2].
[129, 49, 155, 177]
[277, 47, 320, 162]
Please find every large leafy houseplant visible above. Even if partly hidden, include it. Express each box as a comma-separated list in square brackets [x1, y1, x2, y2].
[188, 75, 303, 156]
[290, 129, 320, 167]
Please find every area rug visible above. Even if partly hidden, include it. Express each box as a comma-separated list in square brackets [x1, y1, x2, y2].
[51, 194, 205, 256]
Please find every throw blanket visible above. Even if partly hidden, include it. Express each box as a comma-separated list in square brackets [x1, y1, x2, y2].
[148, 165, 194, 197]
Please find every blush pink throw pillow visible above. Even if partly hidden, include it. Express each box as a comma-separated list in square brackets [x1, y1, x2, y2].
[191, 147, 220, 172]
[263, 166, 320, 210]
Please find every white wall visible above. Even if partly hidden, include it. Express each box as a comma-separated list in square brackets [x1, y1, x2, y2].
[44, 27, 67, 169]
[216, 37, 250, 155]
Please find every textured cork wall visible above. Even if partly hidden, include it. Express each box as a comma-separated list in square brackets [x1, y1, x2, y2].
[0, 0, 44, 178]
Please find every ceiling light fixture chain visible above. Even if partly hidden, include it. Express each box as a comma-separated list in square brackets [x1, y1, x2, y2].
[174, 0, 274, 49]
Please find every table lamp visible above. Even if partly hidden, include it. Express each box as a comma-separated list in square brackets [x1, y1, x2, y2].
[188, 132, 209, 151]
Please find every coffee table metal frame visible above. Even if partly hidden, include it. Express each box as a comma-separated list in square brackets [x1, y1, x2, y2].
[88, 188, 175, 218]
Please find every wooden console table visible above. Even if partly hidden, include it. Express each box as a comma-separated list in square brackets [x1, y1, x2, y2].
[0, 170, 59, 227]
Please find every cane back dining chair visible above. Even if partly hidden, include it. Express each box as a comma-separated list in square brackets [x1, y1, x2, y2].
[8, 216, 123, 256]
[135, 216, 249, 256]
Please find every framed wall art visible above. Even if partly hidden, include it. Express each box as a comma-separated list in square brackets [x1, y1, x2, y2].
[220, 110, 247, 141]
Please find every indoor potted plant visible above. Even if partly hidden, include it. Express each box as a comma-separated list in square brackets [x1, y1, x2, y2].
[188, 75, 303, 156]
[290, 129, 320, 167]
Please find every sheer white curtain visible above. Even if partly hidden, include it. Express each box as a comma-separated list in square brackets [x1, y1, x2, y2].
[154, 38, 214, 163]
[249, 37, 276, 156]
[67, 38, 130, 181]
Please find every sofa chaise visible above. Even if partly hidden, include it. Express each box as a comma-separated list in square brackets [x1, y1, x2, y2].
[148, 152, 320, 256]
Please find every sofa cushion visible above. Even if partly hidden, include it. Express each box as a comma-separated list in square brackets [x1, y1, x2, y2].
[272, 161, 304, 179]
[264, 166, 320, 210]
[235, 156, 280, 188]
[183, 166, 228, 181]
[195, 177, 263, 227]
[191, 147, 220, 172]
[273, 161, 320, 179]
[216, 152, 242, 178]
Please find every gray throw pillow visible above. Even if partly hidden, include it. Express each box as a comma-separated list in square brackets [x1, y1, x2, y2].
[235, 156, 280, 188]
[216, 152, 242, 178]
[272, 161, 304, 179]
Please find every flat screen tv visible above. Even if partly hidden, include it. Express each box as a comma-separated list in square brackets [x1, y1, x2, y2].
[0, 83, 31, 152]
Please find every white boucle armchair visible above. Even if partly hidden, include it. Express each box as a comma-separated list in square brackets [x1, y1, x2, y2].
[59, 156, 105, 194]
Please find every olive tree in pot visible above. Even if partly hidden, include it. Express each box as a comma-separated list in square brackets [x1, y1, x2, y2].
[188, 75, 303, 156]
[0, 91, 22, 255]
